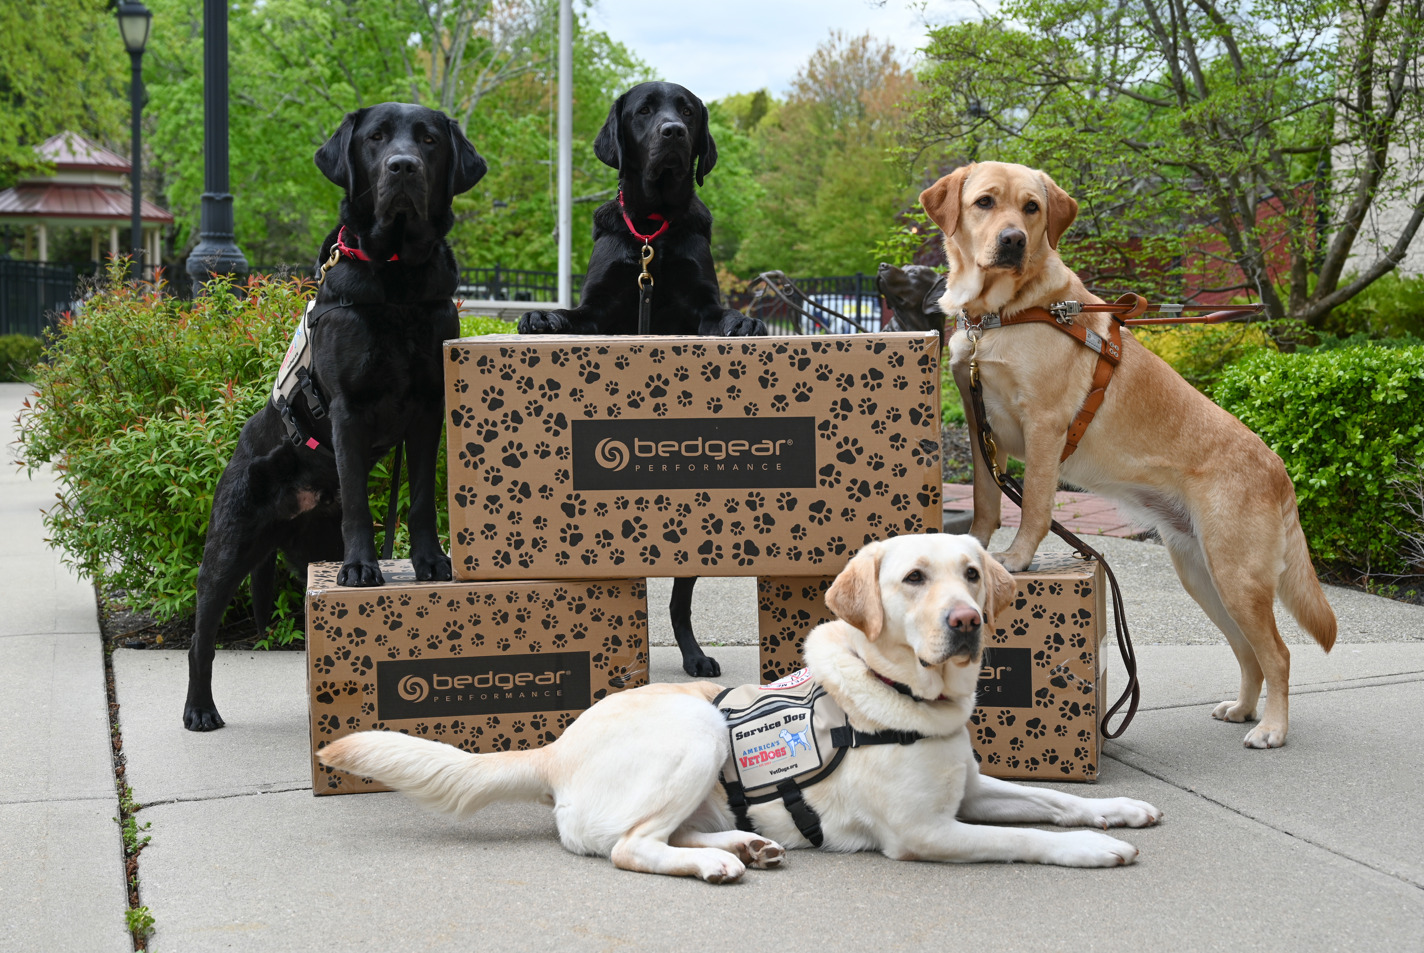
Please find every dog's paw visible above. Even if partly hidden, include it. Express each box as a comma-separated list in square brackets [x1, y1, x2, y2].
[1081, 797, 1162, 830]
[413, 551, 453, 582]
[744, 838, 785, 870]
[338, 560, 385, 587]
[991, 550, 1033, 573]
[721, 314, 768, 337]
[1049, 830, 1139, 868]
[518, 310, 571, 334]
[183, 702, 225, 732]
[698, 854, 747, 884]
[1243, 723, 1287, 749]
[682, 654, 721, 678]
[1211, 700, 1255, 723]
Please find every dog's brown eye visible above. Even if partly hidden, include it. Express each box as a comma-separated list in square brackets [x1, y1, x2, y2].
[370, 132, 384, 141]
[975, 195, 993, 209]
[904, 569, 925, 584]
[965, 566, 981, 582]
[682, 107, 693, 117]
[424, 135, 436, 144]
[638, 106, 652, 115]
[1024, 201, 1040, 214]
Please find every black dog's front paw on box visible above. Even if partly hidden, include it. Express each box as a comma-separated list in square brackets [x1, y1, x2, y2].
[337, 561, 385, 587]
[412, 552, 453, 581]
[518, 311, 570, 334]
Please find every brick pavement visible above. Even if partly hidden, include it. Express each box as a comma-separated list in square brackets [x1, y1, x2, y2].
[942, 483, 1147, 538]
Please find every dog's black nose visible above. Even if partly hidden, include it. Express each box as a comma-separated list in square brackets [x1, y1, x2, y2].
[660, 122, 688, 140]
[998, 228, 1026, 250]
[385, 154, 422, 177]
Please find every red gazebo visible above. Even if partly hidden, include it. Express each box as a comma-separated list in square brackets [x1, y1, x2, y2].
[0, 132, 173, 270]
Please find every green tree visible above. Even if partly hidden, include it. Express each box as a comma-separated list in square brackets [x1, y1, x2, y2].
[908, 0, 1424, 329]
[142, 0, 650, 270]
[725, 32, 919, 278]
[0, 0, 125, 189]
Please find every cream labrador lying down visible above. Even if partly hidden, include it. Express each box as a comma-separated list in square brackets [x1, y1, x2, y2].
[321, 534, 1161, 883]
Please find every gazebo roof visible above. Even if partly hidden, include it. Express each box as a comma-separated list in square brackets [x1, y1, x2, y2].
[0, 132, 173, 226]
[34, 132, 132, 175]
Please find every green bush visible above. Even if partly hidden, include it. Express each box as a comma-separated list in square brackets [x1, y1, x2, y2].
[1323, 272, 1424, 339]
[16, 264, 514, 642]
[1214, 344, 1424, 571]
[0, 333, 43, 381]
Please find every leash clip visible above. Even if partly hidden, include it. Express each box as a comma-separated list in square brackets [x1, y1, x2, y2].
[638, 243, 655, 289]
[1049, 300, 1082, 324]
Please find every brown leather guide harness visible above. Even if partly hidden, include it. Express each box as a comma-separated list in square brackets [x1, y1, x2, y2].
[955, 293, 1265, 738]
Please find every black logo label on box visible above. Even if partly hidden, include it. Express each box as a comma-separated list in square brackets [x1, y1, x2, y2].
[377, 652, 591, 720]
[976, 647, 1032, 707]
[571, 417, 817, 490]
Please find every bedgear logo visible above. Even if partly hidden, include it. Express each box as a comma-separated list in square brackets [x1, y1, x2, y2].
[378, 652, 592, 720]
[398, 674, 429, 702]
[595, 438, 629, 471]
[573, 417, 817, 490]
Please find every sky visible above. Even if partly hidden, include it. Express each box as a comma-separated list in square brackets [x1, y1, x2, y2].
[585, 0, 974, 102]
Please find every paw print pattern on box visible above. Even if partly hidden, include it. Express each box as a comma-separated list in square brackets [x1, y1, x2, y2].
[307, 561, 648, 795]
[444, 334, 942, 580]
[756, 555, 1107, 783]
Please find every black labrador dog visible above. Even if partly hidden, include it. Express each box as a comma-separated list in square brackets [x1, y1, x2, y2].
[877, 262, 946, 337]
[519, 82, 765, 677]
[183, 102, 486, 731]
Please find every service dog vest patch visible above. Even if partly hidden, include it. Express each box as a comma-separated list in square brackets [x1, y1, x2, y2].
[272, 300, 317, 407]
[715, 668, 933, 847]
[716, 669, 846, 794]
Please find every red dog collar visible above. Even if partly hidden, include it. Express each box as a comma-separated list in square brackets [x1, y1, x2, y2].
[335, 226, 399, 263]
[617, 190, 670, 244]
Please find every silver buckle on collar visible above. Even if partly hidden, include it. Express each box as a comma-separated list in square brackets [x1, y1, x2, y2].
[1049, 300, 1082, 324]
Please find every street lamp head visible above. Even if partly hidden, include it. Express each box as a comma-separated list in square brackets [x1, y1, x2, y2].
[116, 0, 152, 55]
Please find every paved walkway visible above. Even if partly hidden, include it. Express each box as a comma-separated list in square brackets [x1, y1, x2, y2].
[944, 483, 1147, 538]
[3, 381, 1423, 953]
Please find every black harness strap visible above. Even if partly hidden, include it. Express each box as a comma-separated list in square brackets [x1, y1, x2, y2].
[829, 725, 924, 748]
[776, 782, 824, 847]
[723, 779, 756, 834]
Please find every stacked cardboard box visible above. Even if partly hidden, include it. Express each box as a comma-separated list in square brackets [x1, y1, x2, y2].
[311, 330, 942, 794]
[756, 555, 1108, 782]
[306, 561, 648, 795]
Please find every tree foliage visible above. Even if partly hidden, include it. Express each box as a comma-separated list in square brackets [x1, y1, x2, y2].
[142, 0, 650, 269]
[724, 32, 920, 278]
[908, 0, 1424, 328]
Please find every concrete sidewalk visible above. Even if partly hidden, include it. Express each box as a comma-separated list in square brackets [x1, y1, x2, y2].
[4, 380, 1424, 953]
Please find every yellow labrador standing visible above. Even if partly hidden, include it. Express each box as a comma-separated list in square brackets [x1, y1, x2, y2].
[919, 161, 1337, 748]
[321, 535, 1161, 883]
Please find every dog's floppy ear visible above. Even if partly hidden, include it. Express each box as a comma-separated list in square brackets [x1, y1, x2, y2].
[922, 272, 948, 315]
[919, 164, 973, 239]
[825, 541, 885, 641]
[1042, 171, 1079, 250]
[314, 108, 366, 194]
[981, 551, 1017, 626]
[593, 92, 628, 171]
[694, 98, 717, 186]
[447, 116, 488, 195]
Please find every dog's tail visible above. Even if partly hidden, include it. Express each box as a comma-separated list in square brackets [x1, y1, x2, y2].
[320, 732, 551, 816]
[1276, 504, 1337, 653]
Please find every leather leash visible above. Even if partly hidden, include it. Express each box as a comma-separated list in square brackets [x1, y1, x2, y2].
[618, 190, 670, 334]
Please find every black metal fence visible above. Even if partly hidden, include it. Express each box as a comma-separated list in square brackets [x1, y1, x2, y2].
[734, 272, 889, 335]
[457, 265, 584, 305]
[0, 261, 79, 336]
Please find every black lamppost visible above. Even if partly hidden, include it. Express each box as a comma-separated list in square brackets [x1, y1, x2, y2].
[185, 0, 248, 287]
[116, 0, 151, 283]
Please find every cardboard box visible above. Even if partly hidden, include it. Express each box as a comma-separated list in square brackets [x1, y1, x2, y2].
[755, 555, 1107, 782]
[443, 333, 942, 580]
[305, 560, 648, 795]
